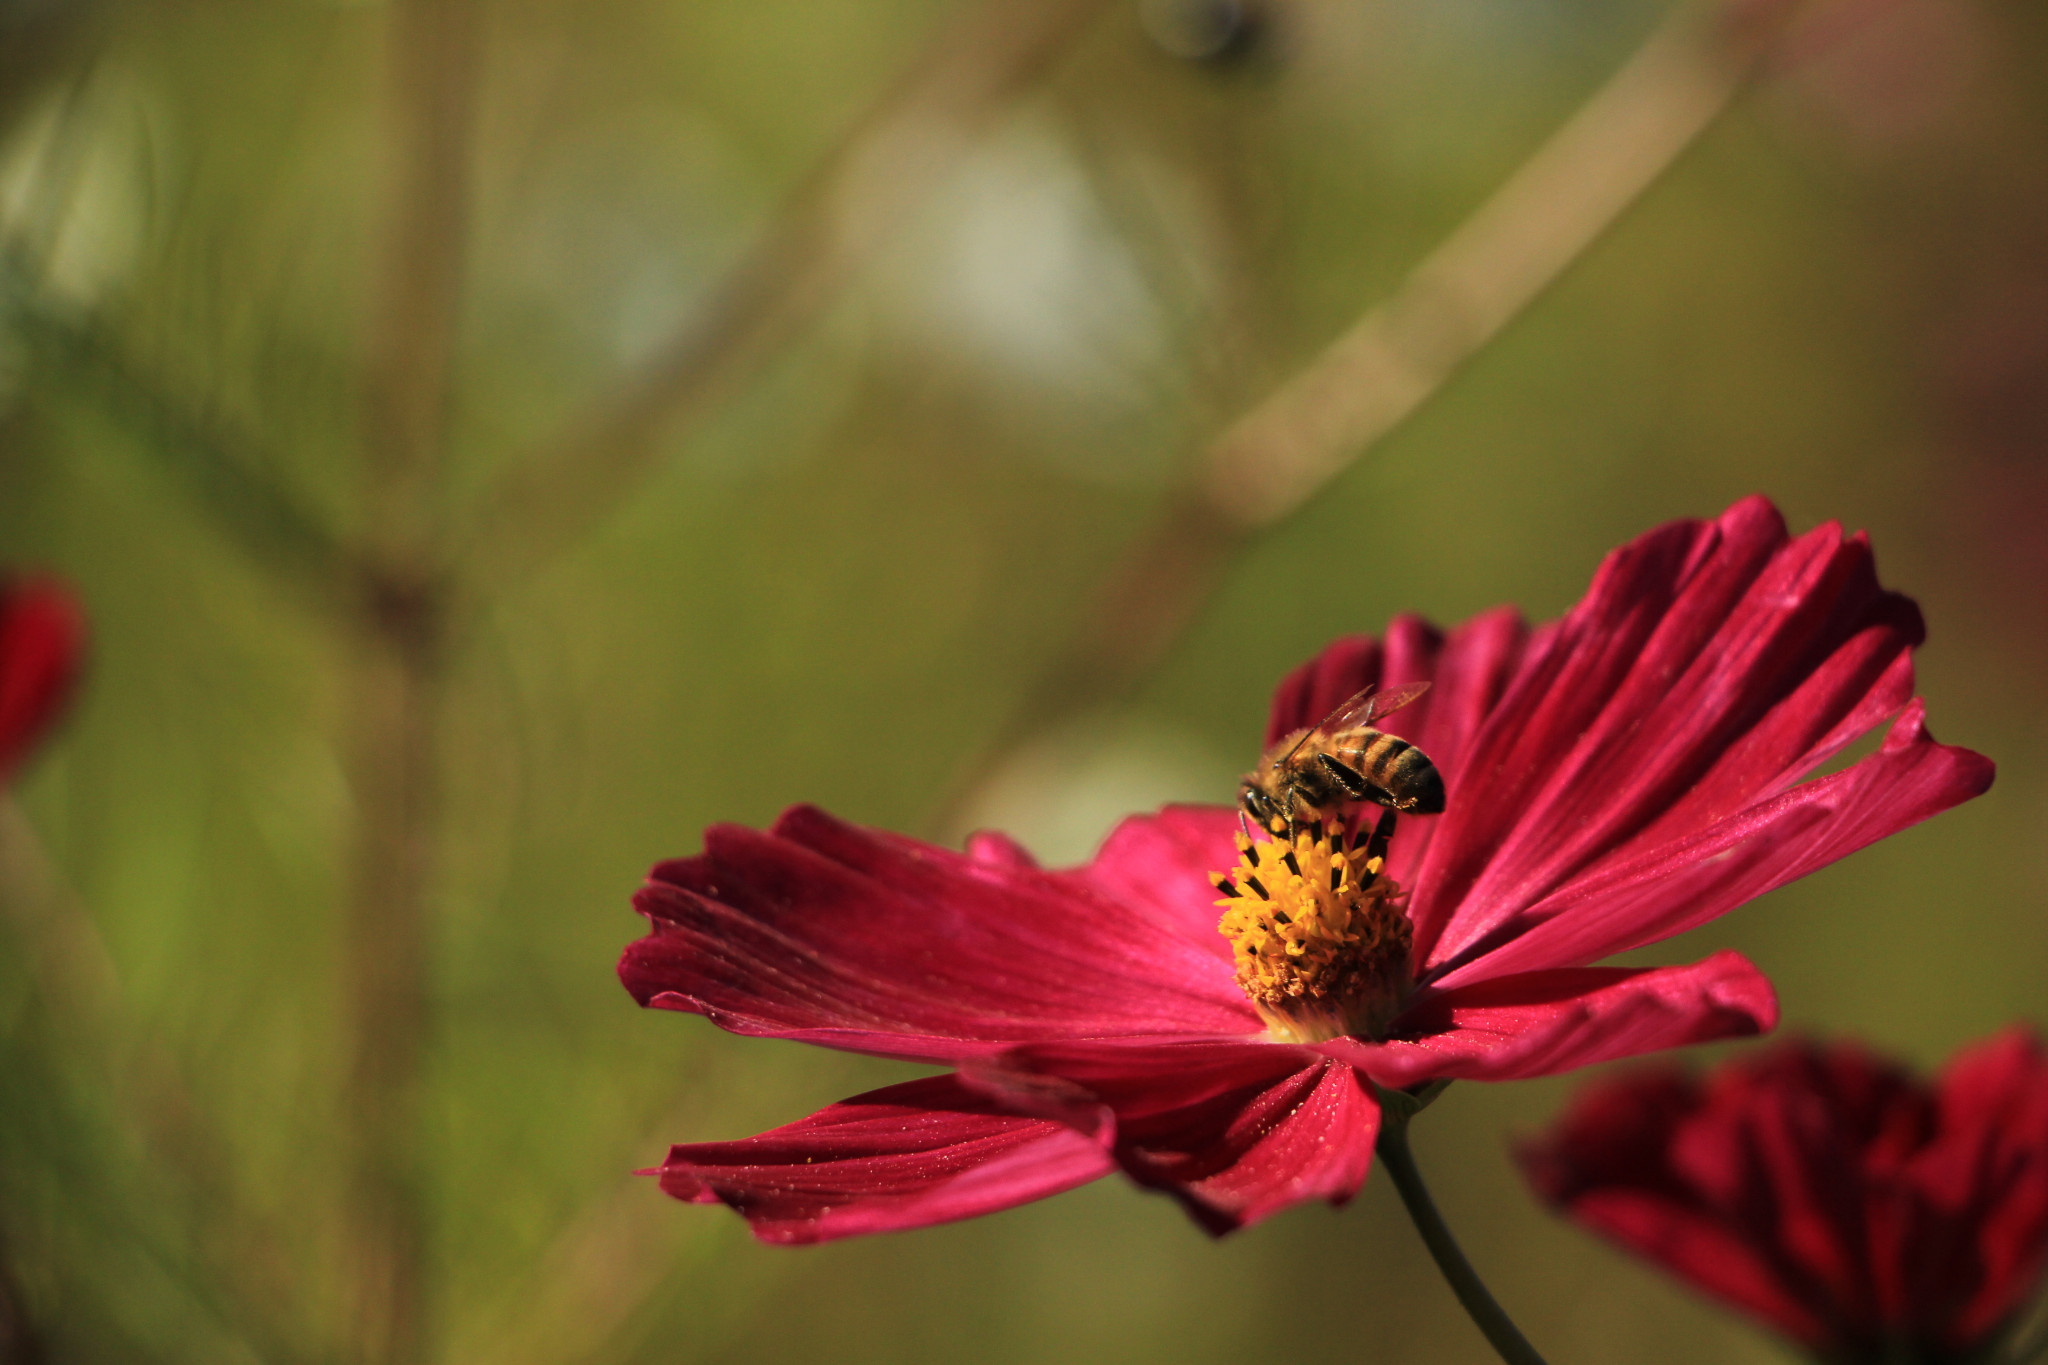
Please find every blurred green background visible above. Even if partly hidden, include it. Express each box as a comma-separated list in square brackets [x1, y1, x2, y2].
[1, 0, 2044, 1361]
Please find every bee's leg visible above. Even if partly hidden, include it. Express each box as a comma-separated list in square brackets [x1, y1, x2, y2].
[1361, 809, 1398, 865]
[1363, 780, 1404, 809]
[1320, 753, 1411, 810]
[1242, 802, 1288, 841]
[1314, 753, 1372, 798]
[1348, 811, 1376, 852]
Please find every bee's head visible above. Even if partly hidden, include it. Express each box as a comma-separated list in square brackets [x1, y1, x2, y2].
[1238, 781, 1275, 825]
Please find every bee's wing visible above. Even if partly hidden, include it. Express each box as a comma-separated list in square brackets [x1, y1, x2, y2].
[1311, 680, 1432, 738]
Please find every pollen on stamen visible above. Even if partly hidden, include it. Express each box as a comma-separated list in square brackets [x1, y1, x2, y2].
[1213, 819, 1413, 1044]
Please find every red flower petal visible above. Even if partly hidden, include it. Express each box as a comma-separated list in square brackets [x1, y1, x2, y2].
[652, 1075, 1115, 1245]
[1342, 950, 1778, 1087]
[626, 498, 1998, 1250]
[1426, 701, 1993, 987]
[1522, 1032, 2048, 1359]
[1270, 500, 1990, 987]
[619, 805, 1258, 1063]
[1061, 804, 1240, 968]
[1917, 1030, 2048, 1346]
[0, 577, 85, 782]
[1517, 1070, 1836, 1349]
[964, 1038, 1378, 1233]
[1409, 498, 1955, 971]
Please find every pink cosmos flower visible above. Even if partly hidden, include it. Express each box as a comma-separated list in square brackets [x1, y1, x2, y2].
[619, 497, 1993, 1244]
[0, 576, 84, 784]
[1518, 1030, 2048, 1363]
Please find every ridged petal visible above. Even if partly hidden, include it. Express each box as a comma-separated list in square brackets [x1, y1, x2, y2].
[1268, 499, 1990, 987]
[1061, 805, 1241, 968]
[1521, 1033, 2048, 1358]
[964, 1039, 1378, 1234]
[620, 805, 1257, 1063]
[1337, 950, 1777, 1087]
[1517, 1069, 1835, 1350]
[1427, 702, 1993, 987]
[1411, 498, 1949, 969]
[652, 1075, 1115, 1245]
[1915, 1030, 2048, 1346]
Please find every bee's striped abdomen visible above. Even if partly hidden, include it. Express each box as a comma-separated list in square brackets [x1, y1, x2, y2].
[1351, 729, 1446, 814]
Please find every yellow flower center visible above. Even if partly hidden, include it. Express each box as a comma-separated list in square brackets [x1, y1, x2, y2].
[1212, 820, 1413, 1044]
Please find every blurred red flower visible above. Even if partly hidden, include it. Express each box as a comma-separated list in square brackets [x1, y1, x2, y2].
[1519, 1030, 2048, 1363]
[0, 577, 84, 783]
[620, 497, 1992, 1243]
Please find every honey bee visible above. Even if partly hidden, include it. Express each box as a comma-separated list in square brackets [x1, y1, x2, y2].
[1239, 682, 1445, 837]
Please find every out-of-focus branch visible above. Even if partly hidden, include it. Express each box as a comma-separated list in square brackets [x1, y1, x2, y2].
[7, 296, 351, 612]
[343, 1, 482, 1362]
[943, 2, 1766, 812]
[2003, 1296, 2048, 1365]
[360, 0, 479, 571]
[0, 798, 308, 1362]
[0, 0, 103, 134]
[448, 1078, 771, 1365]
[466, 0, 1115, 585]
[1199, 5, 1755, 527]
[447, 1150, 685, 1365]
[0, 1232, 42, 1365]
[349, 2, 1107, 1355]
[3, 62, 347, 615]
[0, 797, 123, 1059]
[338, 608, 444, 1365]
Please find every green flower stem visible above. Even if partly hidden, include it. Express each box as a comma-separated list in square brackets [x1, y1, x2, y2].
[1375, 1090, 1550, 1365]
[2001, 1311, 2048, 1365]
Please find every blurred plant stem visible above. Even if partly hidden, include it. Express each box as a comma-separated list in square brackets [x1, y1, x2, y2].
[0, 800, 307, 1361]
[0, 62, 345, 612]
[934, 0, 1770, 834]
[1375, 1087, 1549, 1365]
[338, 600, 446, 1365]
[335, 1, 1119, 1358]
[2002, 1302, 2048, 1365]
[0, 0, 103, 136]
[342, 0, 482, 1359]
[1055, 19, 1285, 481]
[0, 1233, 41, 1365]
[0, 799, 122, 1024]
[465, 0, 1115, 587]
[4, 298, 351, 609]
[1196, 3, 1762, 527]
